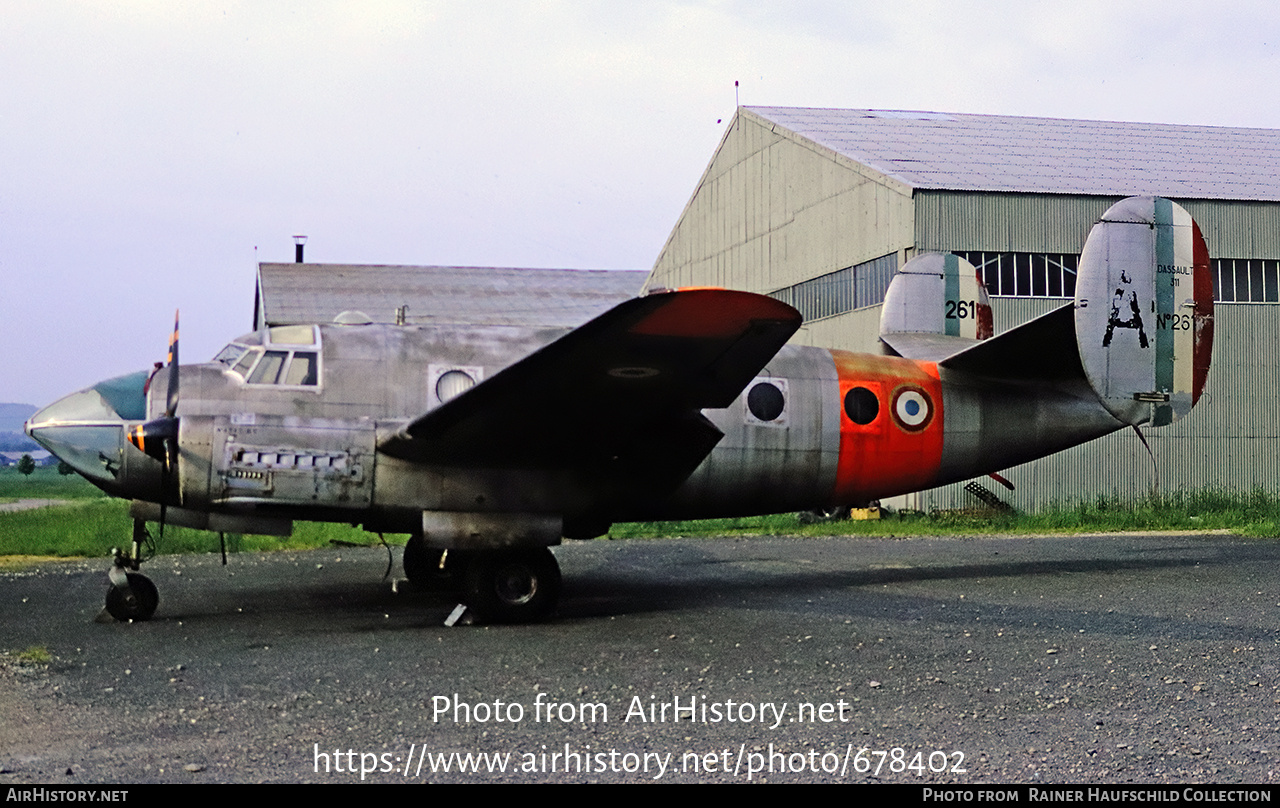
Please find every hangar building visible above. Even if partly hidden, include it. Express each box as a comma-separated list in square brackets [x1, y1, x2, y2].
[646, 107, 1280, 509]
[254, 263, 646, 330]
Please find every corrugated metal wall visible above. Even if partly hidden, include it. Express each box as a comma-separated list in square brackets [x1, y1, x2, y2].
[917, 191, 1280, 260]
[648, 111, 915, 294]
[790, 305, 883, 353]
[1177, 200, 1280, 260]
[916, 192, 1116, 253]
[914, 300, 1280, 511]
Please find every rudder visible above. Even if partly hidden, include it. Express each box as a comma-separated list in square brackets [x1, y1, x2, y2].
[1074, 196, 1214, 427]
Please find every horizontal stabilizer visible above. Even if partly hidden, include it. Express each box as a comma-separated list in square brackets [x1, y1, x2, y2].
[939, 303, 1083, 382]
[881, 332, 982, 363]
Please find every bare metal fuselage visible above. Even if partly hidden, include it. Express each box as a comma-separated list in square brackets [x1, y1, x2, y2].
[106, 319, 1119, 546]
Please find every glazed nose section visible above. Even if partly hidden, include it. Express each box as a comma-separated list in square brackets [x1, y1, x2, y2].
[25, 371, 150, 485]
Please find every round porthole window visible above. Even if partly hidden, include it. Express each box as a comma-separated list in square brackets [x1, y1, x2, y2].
[844, 386, 879, 425]
[891, 387, 933, 431]
[747, 382, 785, 422]
[436, 370, 476, 403]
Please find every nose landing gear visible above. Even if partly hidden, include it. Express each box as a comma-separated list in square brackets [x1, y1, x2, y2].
[104, 519, 159, 621]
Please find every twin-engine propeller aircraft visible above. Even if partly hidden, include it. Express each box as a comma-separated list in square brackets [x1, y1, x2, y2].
[27, 196, 1213, 624]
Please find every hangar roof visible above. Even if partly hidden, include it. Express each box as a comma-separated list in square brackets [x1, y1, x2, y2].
[748, 106, 1280, 201]
[256, 264, 647, 330]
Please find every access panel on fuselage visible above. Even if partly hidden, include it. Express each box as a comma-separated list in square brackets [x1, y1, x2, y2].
[208, 414, 377, 508]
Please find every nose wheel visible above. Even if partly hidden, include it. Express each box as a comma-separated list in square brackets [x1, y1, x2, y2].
[105, 571, 159, 621]
[104, 518, 159, 622]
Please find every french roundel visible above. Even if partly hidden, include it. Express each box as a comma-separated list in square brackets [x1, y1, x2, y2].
[891, 387, 933, 432]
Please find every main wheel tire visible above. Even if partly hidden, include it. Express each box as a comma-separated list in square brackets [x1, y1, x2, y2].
[105, 572, 159, 621]
[403, 536, 467, 593]
[462, 548, 561, 624]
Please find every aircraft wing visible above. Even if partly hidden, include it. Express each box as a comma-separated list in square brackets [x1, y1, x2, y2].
[378, 289, 802, 487]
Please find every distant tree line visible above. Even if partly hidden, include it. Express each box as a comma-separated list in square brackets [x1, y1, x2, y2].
[0, 431, 40, 452]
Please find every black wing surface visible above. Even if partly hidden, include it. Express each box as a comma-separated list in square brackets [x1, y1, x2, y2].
[378, 289, 801, 494]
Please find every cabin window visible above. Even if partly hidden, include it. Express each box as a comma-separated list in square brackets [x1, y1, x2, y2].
[747, 382, 785, 422]
[435, 369, 475, 403]
[237, 350, 319, 386]
[743, 377, 789, 427]
[218, 330, 321, 387]
[844, 387, 879, 425]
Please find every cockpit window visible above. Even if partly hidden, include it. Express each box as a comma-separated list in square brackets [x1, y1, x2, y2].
[229, 348, 320, 386]
[248, 350, 289, 385]
[217, 328, 322, 387]
[267, 325, 316, 345]
[231, 349, 259, 377]
[213, 344, 249, 366]
[283, 352, 318, 385]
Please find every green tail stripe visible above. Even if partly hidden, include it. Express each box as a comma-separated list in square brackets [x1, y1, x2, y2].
[943, 253, 960, 337]
[1154, 197, 1175, 394]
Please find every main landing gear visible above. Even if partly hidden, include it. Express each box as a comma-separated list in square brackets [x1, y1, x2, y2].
[104, 519, 159, 621]
[402, 534, 561, 624]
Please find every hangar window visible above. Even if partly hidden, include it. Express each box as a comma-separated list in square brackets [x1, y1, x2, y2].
[768, 253, 898, 321]
[1213, 258, 1280, 303]
[955, 252, 1078, 298]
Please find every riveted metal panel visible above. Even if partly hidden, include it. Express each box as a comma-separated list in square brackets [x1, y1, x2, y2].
[666, 345, 841, 517]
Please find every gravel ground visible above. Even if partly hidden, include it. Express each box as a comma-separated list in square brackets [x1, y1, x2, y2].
[2, 532, 1280, 784]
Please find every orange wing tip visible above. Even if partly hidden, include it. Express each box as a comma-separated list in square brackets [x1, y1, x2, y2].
[629, 289, 800, 339]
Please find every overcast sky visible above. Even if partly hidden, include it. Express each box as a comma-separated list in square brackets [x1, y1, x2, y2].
[5, 1, 1280, 407]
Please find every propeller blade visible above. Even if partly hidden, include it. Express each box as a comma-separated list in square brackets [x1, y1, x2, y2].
[165, 310, 179, 419]
[128, 311, 181, 539]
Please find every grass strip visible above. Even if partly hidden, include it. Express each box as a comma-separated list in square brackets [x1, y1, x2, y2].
[3, 483, 1278, 560]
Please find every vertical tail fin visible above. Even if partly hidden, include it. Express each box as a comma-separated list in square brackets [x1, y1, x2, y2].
[1074, 196, 1214, 427]
[879, 253, 994, 360]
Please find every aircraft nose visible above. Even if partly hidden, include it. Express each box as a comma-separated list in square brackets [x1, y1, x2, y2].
[25, 371, 150, 485]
